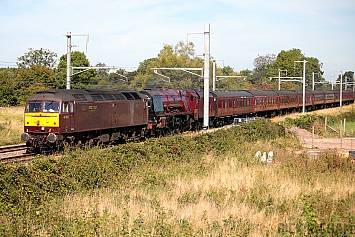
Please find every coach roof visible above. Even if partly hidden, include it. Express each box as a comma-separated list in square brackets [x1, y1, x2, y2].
[211, 90, 253, 98]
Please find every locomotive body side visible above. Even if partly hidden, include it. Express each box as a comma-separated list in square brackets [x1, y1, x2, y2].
[22, 89, 149, 153]
[140, 88, 197, 135]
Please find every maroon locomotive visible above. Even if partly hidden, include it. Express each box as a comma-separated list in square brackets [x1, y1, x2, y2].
[22, 89, 148, 153]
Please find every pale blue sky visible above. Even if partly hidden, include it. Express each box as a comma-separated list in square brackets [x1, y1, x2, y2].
[1, 0, 354, 81]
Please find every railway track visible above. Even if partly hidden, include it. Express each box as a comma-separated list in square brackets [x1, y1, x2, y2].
[0, 144, 35, 164]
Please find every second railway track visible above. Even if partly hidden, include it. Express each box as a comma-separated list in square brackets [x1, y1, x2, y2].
[0, 144, 27, 153]
[0, 144, 35, 164]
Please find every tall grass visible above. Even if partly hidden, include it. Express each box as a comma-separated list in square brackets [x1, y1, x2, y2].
[0, 119, 354, 236]
[0, 107, 23, 145]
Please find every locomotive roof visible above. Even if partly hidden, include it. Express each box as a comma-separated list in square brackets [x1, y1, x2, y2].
[27, 89, 144, 102]
[141, 88, 181, 97]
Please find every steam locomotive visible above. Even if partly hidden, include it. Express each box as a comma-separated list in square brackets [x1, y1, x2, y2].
[21, 88, 354, 154]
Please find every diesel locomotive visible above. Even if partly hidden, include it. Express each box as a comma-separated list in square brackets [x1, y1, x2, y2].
[21, 88, 355, 154]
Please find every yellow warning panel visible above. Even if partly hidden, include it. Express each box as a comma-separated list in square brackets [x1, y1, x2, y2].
[24, 112, 59, 127]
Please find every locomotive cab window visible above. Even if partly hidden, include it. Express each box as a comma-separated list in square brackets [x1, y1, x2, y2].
[43, 101, 59, 112]
[26, 102, 42, 112]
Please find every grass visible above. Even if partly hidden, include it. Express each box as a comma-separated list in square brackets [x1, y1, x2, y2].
[0, 106, 23, 145]
[271, 104, 355, 123]
[274, 104, 355, 140]
[27, 148, 355, 236]
[1, 119, 354, 236]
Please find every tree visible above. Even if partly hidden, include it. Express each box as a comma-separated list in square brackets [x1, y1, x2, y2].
[251, 54, 276, 87]
[93, 67, 133, 89]
[213, 65, 248, 91]
[267, 49, 324, 90]
[0, 68, 19, 106]
[55, 51, 97, 89]
[14, 65, 55, 105]
[240, 69, 253, 88]
[95, 62, 110, 79]
[131, 41, 204, 90]
[253, 54, 276, 71]
[15, 48, 57, 101]
[17, 48, 57, 68]
[335, 71, 354, 91]
[109, 69, 135, 88]
[221, 66, 234, 76]
[344, 71, 354, 90]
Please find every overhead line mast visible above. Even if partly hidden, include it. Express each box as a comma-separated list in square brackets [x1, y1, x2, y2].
[203, 23, 211, 129]
[65, 32, 89, 89]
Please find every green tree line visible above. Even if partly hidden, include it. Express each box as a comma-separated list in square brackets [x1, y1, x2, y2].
[0, 43, 353, 106]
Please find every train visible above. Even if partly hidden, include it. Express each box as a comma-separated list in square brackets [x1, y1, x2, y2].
[21, 88, 355, 154]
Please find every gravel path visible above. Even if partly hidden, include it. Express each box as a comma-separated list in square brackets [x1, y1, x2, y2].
[289, 127, 355, 152]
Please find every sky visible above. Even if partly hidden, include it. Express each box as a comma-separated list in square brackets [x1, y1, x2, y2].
[1, 0, 354, 82]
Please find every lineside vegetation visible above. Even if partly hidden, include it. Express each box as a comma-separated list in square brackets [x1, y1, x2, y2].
[0, 119, 354, 236]
[0, 107, 23, 146]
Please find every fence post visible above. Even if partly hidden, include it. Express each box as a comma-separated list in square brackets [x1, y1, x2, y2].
[340, 120, 343, 149]
[312, 125, 314, 149]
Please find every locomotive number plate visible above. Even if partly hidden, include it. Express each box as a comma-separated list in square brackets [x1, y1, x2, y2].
[88, 105, 97, 110]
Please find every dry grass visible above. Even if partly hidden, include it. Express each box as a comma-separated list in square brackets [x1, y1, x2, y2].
[271, 104, 355, 123]
[0, 106, 24, 145]
[55, 146, 355, 236]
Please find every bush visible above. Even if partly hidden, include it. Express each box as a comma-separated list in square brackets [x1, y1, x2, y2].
[285, 115, 316, 131]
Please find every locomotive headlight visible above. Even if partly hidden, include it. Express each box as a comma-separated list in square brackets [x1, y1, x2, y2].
[46, 120, 49, 123]
[21, 133, 30, 142]
[47, 133, 57, 143]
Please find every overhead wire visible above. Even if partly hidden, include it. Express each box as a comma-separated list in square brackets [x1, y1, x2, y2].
[0, 60, 17, 67]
